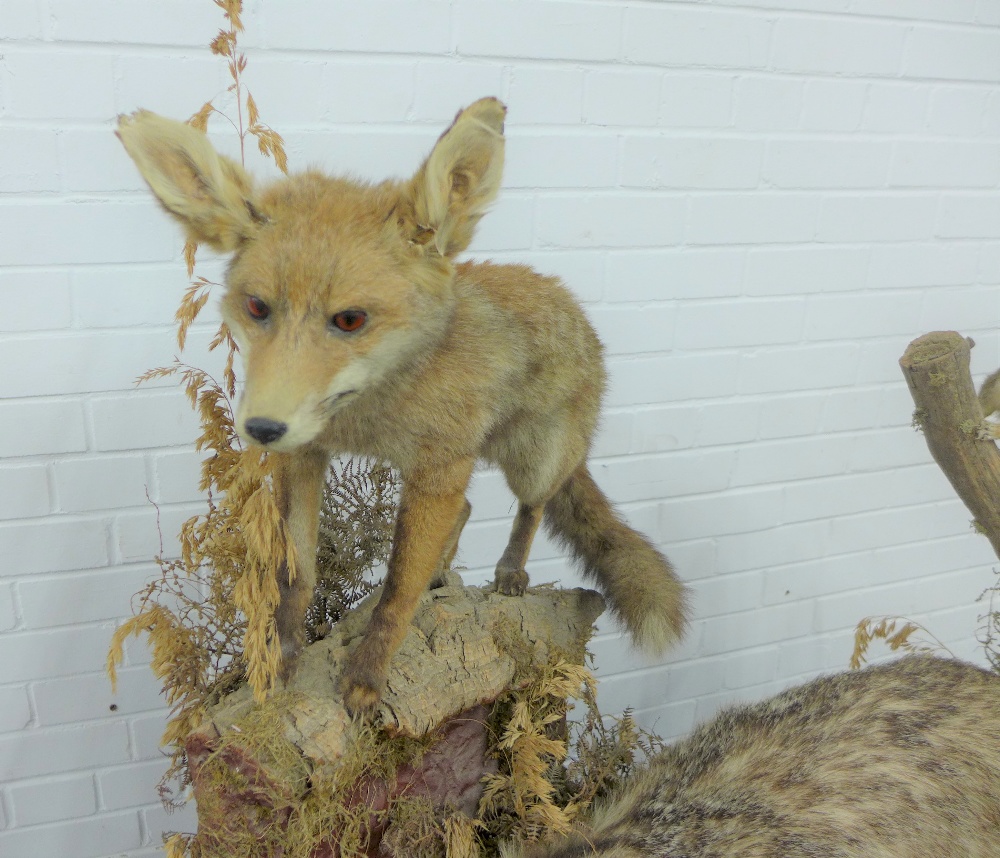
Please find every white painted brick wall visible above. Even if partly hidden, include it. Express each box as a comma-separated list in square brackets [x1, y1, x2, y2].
[2, 1, 1000, 855]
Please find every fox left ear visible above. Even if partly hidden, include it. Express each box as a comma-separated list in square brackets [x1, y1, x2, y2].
[116, 110, 262, 252]
[406, 96, 506, 258]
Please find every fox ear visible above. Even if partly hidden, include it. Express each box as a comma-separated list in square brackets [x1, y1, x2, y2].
[407, 96, 506, 257]
[116, 110, 262, 252]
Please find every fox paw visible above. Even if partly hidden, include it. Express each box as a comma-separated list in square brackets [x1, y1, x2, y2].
[494, 566, 529, 596]
[340, 655, 386, 718]
[343, 681, 382, 718]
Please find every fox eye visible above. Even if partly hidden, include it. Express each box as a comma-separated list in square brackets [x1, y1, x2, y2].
[331, 310, 367, 333]
[246, 296, 270, 320]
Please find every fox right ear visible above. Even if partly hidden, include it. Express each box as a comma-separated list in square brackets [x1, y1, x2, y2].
[116, 110, 261, 252]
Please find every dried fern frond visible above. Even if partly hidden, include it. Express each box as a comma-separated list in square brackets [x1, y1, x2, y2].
[478, 656, 668, 854]
[480, 660, 596, 843]
[308, 459, 398, 642]
[850, 615, 954, 670]
[566, 700, 663, 812]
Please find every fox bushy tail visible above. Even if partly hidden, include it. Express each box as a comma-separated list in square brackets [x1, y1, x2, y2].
[543, 466, 687, 655]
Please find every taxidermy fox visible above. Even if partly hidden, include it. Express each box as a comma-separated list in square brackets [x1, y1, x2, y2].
[504, 655, 1000, 858]
[116, 97, 687, 714]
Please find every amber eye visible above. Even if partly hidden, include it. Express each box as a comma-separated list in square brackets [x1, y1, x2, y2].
[331, 310, 367, 333]
[246, 296, 270, 321]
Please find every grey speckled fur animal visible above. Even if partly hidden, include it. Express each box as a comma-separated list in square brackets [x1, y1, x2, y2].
[506, 656, 1000, 858]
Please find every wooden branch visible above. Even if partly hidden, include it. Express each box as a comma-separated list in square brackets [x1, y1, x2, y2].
[899, 331, 1000, 561]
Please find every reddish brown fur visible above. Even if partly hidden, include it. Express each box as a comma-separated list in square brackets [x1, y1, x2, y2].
[117, 99, 688, 713]
[506, 656, 1000, 858]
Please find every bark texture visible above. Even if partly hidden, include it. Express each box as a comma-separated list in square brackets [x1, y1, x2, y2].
[185, 576, 606, 856]
[899, 331, 1000, 561]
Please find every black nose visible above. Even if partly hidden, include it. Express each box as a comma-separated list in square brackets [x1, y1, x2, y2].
[244, 417, 288, 445]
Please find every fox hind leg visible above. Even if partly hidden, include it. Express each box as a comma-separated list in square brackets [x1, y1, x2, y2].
[495, 414, 591, 598]
[494, 502, 545, 595]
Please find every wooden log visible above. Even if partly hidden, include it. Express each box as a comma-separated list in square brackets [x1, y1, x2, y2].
[899, 331, 1000, 561]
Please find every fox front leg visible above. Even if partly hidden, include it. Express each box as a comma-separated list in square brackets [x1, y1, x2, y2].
[270, 447, 329, 683]
[340, 458, 475, 715]
[429, 497, 471, 589]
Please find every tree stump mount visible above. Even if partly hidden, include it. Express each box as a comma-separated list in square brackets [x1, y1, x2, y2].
[185, 577, 606, 856]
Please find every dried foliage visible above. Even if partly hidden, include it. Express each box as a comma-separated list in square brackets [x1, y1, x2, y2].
[176, 0, 289, 354]
[977, 573, 1000, 674]
[192, 0, 289, 174]
[108, 0, 397, 845]
[172, 656, 656, 858]
[180, 691, 438, 858]
[107, 363, 397, 796]
[480, 660, 589, 844]
[850, 616, 954, 670]
[479, 659, 659, 854]
[109, 0, 295, 704]
[308, 459, 397, 643]
[107, 364, 282, 780]
[566, 699, 664, 814]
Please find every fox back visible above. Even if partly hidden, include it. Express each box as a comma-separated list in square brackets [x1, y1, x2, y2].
[510, 656, 1000, 858]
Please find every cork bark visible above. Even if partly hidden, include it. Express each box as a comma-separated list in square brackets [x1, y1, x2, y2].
[899, 331, 1000, 562]
[185, 577, 606, 856]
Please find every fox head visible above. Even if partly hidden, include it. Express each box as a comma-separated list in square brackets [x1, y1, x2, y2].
[117, 98, 506, 451]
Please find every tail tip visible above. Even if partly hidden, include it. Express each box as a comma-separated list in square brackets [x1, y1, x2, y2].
[632, 607, 688, 658]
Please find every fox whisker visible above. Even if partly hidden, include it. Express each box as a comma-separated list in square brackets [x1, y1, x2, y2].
[320, 389, 358, 412]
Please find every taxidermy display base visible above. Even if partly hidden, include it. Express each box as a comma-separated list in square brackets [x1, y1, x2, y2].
[184, 575, 606, 856]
